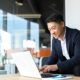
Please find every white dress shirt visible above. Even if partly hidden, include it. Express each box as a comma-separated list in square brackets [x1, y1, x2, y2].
[58, 28, 70, 60]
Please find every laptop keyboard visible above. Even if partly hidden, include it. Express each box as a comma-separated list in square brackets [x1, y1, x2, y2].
[41, 73, 59, 78]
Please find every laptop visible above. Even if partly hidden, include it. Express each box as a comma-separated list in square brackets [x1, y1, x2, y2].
[11, 51, 59, 78]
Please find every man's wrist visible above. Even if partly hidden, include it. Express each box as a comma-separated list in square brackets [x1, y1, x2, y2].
[55, 64, 58, 70]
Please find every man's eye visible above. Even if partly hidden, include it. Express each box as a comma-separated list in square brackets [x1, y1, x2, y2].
[52, 28, 54, 29]
[53, 27, 56, 29]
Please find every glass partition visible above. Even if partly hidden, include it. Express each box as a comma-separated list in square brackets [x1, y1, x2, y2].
[0, 0, 62, 74]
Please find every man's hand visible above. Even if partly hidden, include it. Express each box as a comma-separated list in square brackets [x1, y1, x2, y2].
[39, 65, 48, 72]
[38, 64, 58, 73]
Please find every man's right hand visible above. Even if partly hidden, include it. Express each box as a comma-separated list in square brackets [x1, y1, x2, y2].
[38, 65, 48, 72]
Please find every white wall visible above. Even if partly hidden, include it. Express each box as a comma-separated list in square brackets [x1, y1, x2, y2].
[65, 0, 80, 30]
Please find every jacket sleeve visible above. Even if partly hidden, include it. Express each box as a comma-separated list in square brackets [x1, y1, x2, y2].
[57, 32, 80, 73]
[45, 38, 58, 65]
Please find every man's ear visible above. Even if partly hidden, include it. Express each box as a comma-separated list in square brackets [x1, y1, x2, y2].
[61, 21, 65, 28]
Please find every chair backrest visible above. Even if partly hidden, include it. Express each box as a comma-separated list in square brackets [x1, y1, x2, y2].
[39, 57, 49, 68]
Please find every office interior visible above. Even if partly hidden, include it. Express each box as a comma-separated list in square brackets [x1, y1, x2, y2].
[0, 0, 79, 75]
[0, 0, 64, 74]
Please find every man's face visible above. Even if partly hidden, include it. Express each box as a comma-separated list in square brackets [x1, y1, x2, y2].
[47, 21, 64, 39]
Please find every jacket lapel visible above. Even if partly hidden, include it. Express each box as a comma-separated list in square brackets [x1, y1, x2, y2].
[66, 27, 72, 57]
[55, 27, 72, 60]
[55, 39, 66, 61]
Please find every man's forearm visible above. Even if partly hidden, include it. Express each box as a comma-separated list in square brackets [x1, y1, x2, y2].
[57, 55, 80, 73]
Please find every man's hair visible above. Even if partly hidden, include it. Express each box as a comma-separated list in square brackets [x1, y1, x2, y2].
[45, 13, 64, 23]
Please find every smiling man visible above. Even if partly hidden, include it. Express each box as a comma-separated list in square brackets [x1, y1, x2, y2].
[39, 13, 80, 76]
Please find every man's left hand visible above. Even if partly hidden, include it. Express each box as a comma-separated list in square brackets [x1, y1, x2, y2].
[43, 64, 58, 73]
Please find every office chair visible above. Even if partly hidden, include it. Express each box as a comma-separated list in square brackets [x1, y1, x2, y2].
[39, 57, 49, 68]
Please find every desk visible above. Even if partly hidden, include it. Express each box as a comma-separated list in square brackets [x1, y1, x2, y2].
[0, 74, 41, 80]
[0, 74, 80, 80]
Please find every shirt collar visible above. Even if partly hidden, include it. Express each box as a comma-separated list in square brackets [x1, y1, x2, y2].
[58, 27, 66, 41]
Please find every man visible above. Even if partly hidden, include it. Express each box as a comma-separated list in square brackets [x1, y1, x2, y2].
[39, 13, 80, 76]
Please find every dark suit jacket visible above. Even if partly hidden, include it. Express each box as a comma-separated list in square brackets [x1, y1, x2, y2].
[46, 27, 80, 73]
